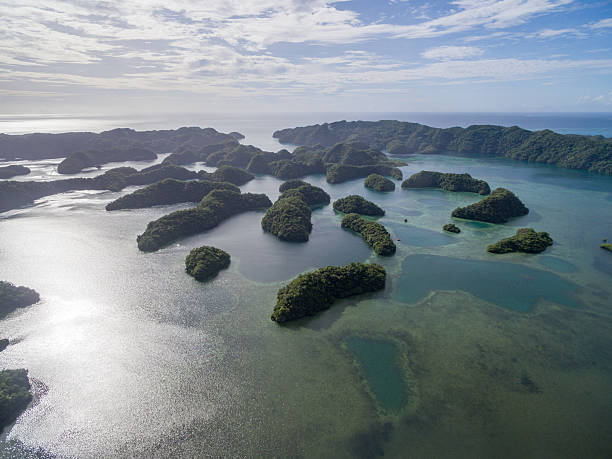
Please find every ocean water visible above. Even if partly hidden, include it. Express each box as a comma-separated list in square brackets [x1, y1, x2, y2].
[0, 114, 611, 457]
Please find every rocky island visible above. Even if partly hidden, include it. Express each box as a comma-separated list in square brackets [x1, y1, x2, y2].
[137, 189, 272, 252]
[402, 171, 491, 195]
[271, 262, 386, 323]
[0, 165, 30, 179]
[443, 223, 461, 233]
[364, 173, 395, 192]
[198, 165, 254, 186]
[57, 146, 156, 174]
[0, 369, 32, 430]
[0, 281, 40, 318]
[273, 120, 612, 175]
[341, 213, 396, 255]
[106, 179, 239, 211]
[487, 228, 553, 254]
[602, 243, 612, 253]
[261, 196, 313, 242]
[278, 180, 308, 192]
[451, 188, 529, 223]
[333, 195, 385, 216]
[185, 246, 231, 281]
[278, 183, 330, 207]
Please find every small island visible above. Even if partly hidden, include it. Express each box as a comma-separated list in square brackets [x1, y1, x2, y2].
[0, 281, 40, 318]
[271, 262, 386, 323]
[0, 339, 9, 352]
[341, 213, 396, 256]
[601, 241, 612, 252]
[278, 180, 308, 192]
[106, 179, 239, 211]
[185, 246, 231, 281]
[278, 183, 330, 207]
[0, 369, 33, 430]
[261, 196, 313, 242]
[0, 165, 30, 180]
[326, 164, 402, 184]
[401, 171, 491, 195]
[451, 188, 529, 223]
[137, 189, 272, 252]
[58, 146, 156, 174]
[443, 223, 461, 233]
[487, 228, 553, 254]
[199, 165, 254, 186]
[364, 173, 395, 192]
[333, 195, 385, 216]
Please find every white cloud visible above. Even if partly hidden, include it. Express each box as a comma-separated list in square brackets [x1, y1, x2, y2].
[422, 45, 484, 60]
[591, 18, 612, 29]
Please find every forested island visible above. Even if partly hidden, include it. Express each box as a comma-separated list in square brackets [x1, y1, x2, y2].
[277, 182, 330, 207]
[271, 262, 386, 323]
[273, 120, 612, 175]
[402, 171, 490, 195]
[341, 214, 396, 255]
[451, 188, 529, 223]
[58, 146, 156, 174]
[0, 281, 40, 318]
[185, 246, 231, 281]
[333, 195, 385, 216]
[137, 189, 271, 252]
[487, 228, 553, 254]
[443, 223, 461, 233]
[364, 173, 395, 191]
[0, 165, 30, 179]
[0, 369, 32, 430]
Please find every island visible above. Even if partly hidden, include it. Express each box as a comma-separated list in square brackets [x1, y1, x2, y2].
[326, 163, 402, 184]
[261, 196, 313, 242]
[278, 183, 330, 207]
[487, 228, 553, 254]
[0, 165, 30, 180]
[57, 146, 156, 174]
[0, 369, 32, 430]
[451, 188, 529, 223]
[278, 179, 309, 192]
[271, 262, 386, 323]
[0, 281, 40, 318]
[185, 246, 231, 281]
[198, 165, 254, 186]
[0, 164, 204, 213]
[443, 223, 461, 233]
[137, 189, 272, 252]
[364, 173, 395, 192]
[340, 213, 396, 255]
[0, 339, 8, 352]
[602, 243, 612, 253]
[272, 120, 612, 176]
[333, 195, 385, 216]
[401, 171, 491, 195]
[106, 179, 239, 211]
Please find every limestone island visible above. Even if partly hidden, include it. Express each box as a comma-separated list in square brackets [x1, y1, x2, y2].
[262, 182, 330, 242]
[0, 281, 40, 318]
[341, 213, 396, 256]
[271, 262, 386, 323]
[451, 188, 529, 223]
[0, 165, 30, 180]
[137, 189, 272, 252]
[333, 195, 385, 216]
[602, 243, 612, 252]
[185, 246, 231, 281]
[199, 165, 254, 186]
[487, 228, 553, 254]
[443, 223, 461, 233]
[0, 369, 32, 430]
[364, 173, 395, 192]
[0, 339, 8, 352]
[106, 179, 239, 211]
[401, 171, 491, 195]
[57, 146, 156, 174]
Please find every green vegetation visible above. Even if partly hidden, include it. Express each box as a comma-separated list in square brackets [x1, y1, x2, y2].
[261, 196, 312, 242]
[341, 213, 396, 256]
[278, 183, 330, 207]
[333, 195, 385, 216]
[57, 146, 156, 174]
[0, 165, 30, 179]
[0, 281, 40, 318]
[271, 262, 386, 323]
[402, 171, 491, 195]
[199, 165, 254, 186]
[601, 243, 612, 252]
[364, 173, 395, 192]
[137, 189, 272, 252]
[185, 246, 231, 281]
[443, 223, 461, 233]
[278, 179, 309, 192]
[0, 369, 32, 430]
[106, 179, 239, 211]
[487, 228, 553, 254]
[451, 188, 529, 223]
[273, 120, 612, 175]
[326, 164, 402, 184]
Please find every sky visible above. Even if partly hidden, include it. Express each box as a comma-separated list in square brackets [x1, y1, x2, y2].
[0, 0, 611, 114]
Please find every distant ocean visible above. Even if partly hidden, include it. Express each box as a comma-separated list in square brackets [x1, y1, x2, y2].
[1, 112, 611, 152]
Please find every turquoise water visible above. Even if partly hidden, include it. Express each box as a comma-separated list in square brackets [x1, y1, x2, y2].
[395, 254, 582, 312]
[0, 115, 612, 457]
[345, 336, 405, 413]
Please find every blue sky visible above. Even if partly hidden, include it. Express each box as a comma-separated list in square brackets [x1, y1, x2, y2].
[0, 0, 611, 114]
